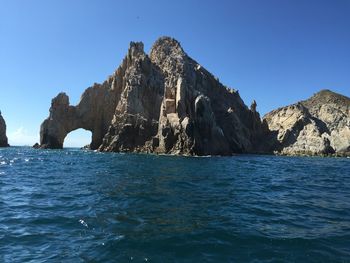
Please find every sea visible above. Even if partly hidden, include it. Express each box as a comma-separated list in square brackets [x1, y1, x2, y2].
[0, 147, 349, 262]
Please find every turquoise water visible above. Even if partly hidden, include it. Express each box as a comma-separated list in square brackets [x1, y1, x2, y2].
[0, 147, 349, 262]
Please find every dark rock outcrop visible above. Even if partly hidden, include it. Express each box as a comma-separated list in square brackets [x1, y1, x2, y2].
[33, 143, 40, 149]
[264, 90, 350, 156]
[0, 111, 9, 147]
[40, 37, 267, 155]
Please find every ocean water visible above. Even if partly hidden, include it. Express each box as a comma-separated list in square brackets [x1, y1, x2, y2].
[0, 147, 349, 262]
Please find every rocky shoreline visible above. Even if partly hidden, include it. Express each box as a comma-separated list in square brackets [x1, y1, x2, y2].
[30, 37, 350, 157]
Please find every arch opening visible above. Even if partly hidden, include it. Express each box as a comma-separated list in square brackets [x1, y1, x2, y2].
[63, 128, 92, 149]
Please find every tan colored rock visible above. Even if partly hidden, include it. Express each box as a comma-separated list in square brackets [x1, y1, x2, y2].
[264, 90, 350, 156]
[0, 111, 9, 147]
[40, 76, 119, 149]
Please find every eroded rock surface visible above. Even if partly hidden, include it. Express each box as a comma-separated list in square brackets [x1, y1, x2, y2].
[264, 90, 350, 156]
[40, 37, 267, 155]
[0, 111, 9, 147]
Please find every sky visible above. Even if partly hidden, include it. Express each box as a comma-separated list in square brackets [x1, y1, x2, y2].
[1, 0, 349, 147]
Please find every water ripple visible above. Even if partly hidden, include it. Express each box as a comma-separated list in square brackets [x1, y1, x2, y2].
[0, 147, 349, 262]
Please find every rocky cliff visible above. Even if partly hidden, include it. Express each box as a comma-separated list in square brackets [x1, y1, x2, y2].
[264, 90, 350, 156]
[40, 37, 267, 155]
[0, 111, 9, 147]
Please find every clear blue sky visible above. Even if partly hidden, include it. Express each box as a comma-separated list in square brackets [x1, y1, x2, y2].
[1, 0, 349, 146]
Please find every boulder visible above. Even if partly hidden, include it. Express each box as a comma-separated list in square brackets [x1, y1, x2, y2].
[32, 143, 40, 149]
[0, 111, 9, 147]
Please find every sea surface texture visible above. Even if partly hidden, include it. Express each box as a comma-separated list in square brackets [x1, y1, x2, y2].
[0, 147, 349, 262]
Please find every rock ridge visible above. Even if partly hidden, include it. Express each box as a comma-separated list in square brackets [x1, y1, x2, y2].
[263, 90, 350, 156]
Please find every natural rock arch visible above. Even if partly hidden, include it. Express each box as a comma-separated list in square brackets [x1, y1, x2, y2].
[40, 84, 118, 149]
[40, 41, 165, 151]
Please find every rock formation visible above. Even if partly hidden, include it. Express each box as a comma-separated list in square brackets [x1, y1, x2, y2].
[264, 90, 350, 156]
[0, 111, 9, 147]
[40, 37, 267, 155]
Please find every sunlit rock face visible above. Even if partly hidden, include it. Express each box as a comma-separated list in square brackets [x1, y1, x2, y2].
[0, 111, 9, 147]
[40, 85, 117, 150]
[264, 90, 350, 156]
[39, 37, 267, 155]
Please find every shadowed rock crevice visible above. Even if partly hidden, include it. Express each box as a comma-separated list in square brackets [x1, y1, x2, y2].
[39, 37, 267, 155]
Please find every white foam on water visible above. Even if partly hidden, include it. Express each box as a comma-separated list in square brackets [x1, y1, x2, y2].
[115, 235, 125, 241]
[79, 219, 88, 228]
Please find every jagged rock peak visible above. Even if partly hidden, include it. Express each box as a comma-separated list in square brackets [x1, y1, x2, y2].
[151, 36, 184, 52]
[52, 92, 70, 107]
[128, 41, 145, 58]
[0, 111, 9, 147]
[150, 36, 186, 62]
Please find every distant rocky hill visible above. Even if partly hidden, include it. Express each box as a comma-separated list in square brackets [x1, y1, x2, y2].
[0, 111, 9, 147]
[264, 90, 350, 156]
[39, 37, 267, 155]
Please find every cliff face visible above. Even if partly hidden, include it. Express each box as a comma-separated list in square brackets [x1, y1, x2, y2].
[40, 37, 267, 155]
[0, 112, 9, 147]
[264, 90, 350, 156]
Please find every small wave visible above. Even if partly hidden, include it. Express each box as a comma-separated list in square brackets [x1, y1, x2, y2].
[0, 146, 349, 262]
[79, 219, 88, 228]
[115, 235, 125, 241]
